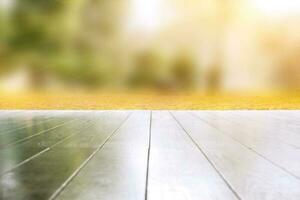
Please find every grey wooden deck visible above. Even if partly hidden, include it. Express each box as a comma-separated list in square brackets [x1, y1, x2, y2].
[1, 110, 300, 200]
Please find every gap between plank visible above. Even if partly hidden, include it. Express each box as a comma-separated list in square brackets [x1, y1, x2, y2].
[48, 113, 132, 200]
[169, 111, 242, 200]
[0, 118, 78, 149]
[189, 111, 300, 181]
[207, 111, 300, 149]
[145, 111, 152, 200]
[0, 120, 92, 177]
[0, 116, 56, 135]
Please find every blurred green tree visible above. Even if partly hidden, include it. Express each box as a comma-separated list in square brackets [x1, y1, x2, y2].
[129, 50, 163, 89]
[1, 0, 125, 89]
[3, 0, 71, 88]
[170, 53, 198, 90]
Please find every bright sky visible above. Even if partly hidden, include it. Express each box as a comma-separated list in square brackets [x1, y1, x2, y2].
[251, 0, 300, 17]
[127, 0, 175, 32]
[126, 0, 300, 33]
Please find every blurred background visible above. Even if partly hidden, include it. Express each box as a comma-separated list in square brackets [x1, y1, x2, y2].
[0, 0, 299, 94]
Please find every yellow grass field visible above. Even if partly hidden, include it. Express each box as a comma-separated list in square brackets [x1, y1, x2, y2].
[0, 92, 299, 110]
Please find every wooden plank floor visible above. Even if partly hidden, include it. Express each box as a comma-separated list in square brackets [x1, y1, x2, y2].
[1, 110, 300, 200]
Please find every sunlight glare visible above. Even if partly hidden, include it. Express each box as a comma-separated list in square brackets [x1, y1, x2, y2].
[252, 0, 300, 17]
[0, 0, 14, 10]
[127, 0, 174, 33]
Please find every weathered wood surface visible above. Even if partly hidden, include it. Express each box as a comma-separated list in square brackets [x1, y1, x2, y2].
[0, 110, 300, 200]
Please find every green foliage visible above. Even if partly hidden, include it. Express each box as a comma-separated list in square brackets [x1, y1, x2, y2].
[0, 0, 200, 90]
[54, 52, 114, 87]
[0, 0, 120, 88]
[129, 50, 164, 88]
[170, 53, 198, 90]
[9, 0, 66, 52]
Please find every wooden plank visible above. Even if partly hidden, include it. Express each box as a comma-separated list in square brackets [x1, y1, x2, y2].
[229, 111, 300, 127]
[230, 111, 300, 134]
[0, 110, 53, 121]
[0, 111, 129, 200]
[0, 118, 76, 148]
[148, 111, 238, 200]
[0, 113, 53, 134]
[172, 111, 300, 200]
[0, 111, 28, 119]
[192, 111, 300, 179]
[0, 111, 81, 145]
[196, 111, 300, 148]
[56, 111, 150, 200]
[0, 115, 92, 175]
